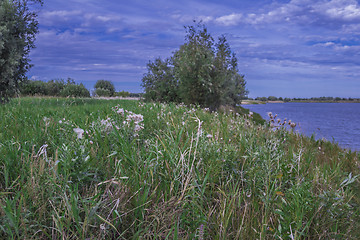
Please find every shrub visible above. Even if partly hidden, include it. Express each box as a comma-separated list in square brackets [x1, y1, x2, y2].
[142, 22, 248, 109]
[20, 80, 47, 96]
[116, 91, 130, 97]
[94, 80, 115, 96]
[59, 83, 90, 98]
[46, 79, 66, 96]
[94, 88, 112, 97]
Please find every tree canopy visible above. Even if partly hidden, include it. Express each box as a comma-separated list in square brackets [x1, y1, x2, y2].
[142, 22, 248, 110]
[94, 79, 116, 97]
[0, 0, 43, 103]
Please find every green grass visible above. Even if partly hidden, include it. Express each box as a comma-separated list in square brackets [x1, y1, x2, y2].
[0, 97, 359, 239]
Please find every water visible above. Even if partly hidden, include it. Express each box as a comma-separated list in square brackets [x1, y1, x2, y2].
[242, 103, 360, 152]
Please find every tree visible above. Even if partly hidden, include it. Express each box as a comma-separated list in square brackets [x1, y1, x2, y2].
[94, 80, 115, 97]
[173, 23, 214, 106]
[0, 0, 43, 103]
[141, 57, 178, 102]
[142, 21, 248, 110]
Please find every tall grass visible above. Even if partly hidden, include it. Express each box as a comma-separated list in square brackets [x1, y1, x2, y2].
[0, 97, 359, 239]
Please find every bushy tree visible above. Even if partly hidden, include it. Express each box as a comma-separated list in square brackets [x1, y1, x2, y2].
[0, 0, 43, 103]
[142, 58, 178, 102]
[20, 78, 90, 97]
[45, 79, 66, 96]
[60, 83, 90, 98]
[142, 21, 248, 110]
[20, 80, 47, 96]
[94, 80, 115, 97]
[116, 90, 130, 97]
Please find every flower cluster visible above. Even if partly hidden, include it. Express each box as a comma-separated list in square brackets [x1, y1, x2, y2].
[113, 105, 144, 134]
[268, 112, 297, 130]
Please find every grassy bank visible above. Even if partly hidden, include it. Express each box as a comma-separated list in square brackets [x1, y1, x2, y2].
[1, 97, 359, 239]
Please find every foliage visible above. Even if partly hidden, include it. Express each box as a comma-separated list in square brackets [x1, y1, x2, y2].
[59, 83, 90, 98]
[94, 88, 112, 97]
[0, 97, 359, 239]
[116, 90, 130, 97]
[0, 0, 43, 103]
[94, 79, 115, 97]
[20, 78, 90, 97]
[142, 58, 178, 102]
[142, 22, 248, 110]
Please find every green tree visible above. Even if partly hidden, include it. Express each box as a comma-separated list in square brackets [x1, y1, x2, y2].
[267, 96, 278, 101]
[173, 23, 214, 106]
[94, 79, 115, 97]
[60, 83, 90, 98]
[0, 0, 43, 103]
[141, 57, 178, 102]
[142, 21, 248, 110]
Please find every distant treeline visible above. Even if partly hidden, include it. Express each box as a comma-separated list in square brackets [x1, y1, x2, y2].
[19, 78, 141, 98]
[250, 96, 360, 102]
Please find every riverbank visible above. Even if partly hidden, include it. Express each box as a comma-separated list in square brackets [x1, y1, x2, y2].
[1, 97, 359, 239]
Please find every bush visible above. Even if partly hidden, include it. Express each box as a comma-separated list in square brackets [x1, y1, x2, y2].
[20, 80, 48, 96]
[142, 22, 248, 109]
[60, 83, 90, 98]
[116, 91, 130, 97]
[94, 88, 112, 97]
[46, 79, 66, 96]
[94, 80, 115, 96]
[20, 78, 90, 98]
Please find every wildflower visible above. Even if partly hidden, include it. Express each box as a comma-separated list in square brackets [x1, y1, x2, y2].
[134, 124, 144, 132]
[43, 117, 50, 127]
[126, 113, 143, 124]
[206, 134, 213, 139]
[198, 224, 204, 240]
[290, 122, 296, 128]
[73, 127, 84, 139]
[248, 112, 253, 118]
[116, 108, 124, 116]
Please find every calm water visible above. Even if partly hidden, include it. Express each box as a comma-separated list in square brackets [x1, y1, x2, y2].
[242, 103, 360, 152]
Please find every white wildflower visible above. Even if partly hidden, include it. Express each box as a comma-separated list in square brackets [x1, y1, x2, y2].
[73, 127, 84, 139]
[206, 134, 213, 139]
[134, 124, 144, 132]
[43, 117, 50, 127]
[116, 108, 124, 116]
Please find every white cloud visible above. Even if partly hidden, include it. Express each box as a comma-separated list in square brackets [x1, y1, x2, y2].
[322, 1, 360, 20]
[213, 0, 360, 28]
[215, 13, 242, 26]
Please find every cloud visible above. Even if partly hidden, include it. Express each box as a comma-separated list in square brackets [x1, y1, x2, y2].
[213, 0, 360, 29]
[215, 13, 242, 26]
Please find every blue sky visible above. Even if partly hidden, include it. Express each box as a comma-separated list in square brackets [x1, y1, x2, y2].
[28, 0, 360, 98]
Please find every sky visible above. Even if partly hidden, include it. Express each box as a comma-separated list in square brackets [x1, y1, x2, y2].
[28, 0, 360, 98]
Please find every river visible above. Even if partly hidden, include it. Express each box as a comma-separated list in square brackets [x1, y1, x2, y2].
[241, 103, 360, 152]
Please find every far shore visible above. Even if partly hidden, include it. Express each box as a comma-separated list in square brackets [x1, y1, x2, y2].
[241, 100, 360, 105]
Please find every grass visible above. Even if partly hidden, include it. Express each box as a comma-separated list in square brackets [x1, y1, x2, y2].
[0, 97, 359, 239]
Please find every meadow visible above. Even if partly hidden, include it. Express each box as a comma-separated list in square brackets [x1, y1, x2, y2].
[0, 97, 359, 239]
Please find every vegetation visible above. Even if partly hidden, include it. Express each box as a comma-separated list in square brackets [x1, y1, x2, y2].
[142, 22, 248, 110]
[0, 97, 359, 239]
[20, 78, 90, 97]
[115, 90, 130, 98]
[94, 79, 116, 97]
[0, 0, 43, 103]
